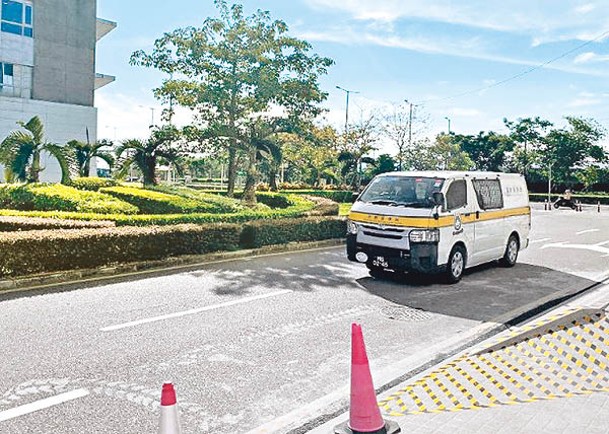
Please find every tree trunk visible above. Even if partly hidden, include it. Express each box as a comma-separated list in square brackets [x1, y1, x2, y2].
[227, 144, 237, 197]
[82, 160, 90, 178]
[242, 146, 258, 205]
[269, 162, 279, 192]
[143, 157, 157, 186]
[28, 150, 41, 183]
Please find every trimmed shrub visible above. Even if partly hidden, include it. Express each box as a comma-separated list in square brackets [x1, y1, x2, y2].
[0, 194, 317, 226]
[302, 195, 339, 216]
[0, 224, 241, 277]
[286, 189, 355, 203]
[70, 177, 119, 191]
[100, 186, 223, 214]
[0, 184, 138, 214]
[0, 216, 115, 231]
[150, 185, 244, 213]
[240, 217, 346, 248]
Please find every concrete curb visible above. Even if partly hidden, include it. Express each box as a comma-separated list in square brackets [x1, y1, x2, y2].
[0, 238, 346, 295]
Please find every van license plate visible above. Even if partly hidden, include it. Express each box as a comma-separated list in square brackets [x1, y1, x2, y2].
[373, 256, 388, 268]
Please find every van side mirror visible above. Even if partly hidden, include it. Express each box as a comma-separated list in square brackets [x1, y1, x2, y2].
[351, 192, 360, 203]
[432, 192, 444, 207]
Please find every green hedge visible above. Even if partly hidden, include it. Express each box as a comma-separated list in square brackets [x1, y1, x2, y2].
[0, 216, 115, 231]
[286, 190, 355, 203]
[0, 224, 241, 277]
[70, 177, 119, 191]
[150, 185, 244, 213]
[240, 217, 346, 248]
[99, 186, 228, 214]
[0, 217, 346, 278]
[0, 184, 138, 214]
[0, 194, 316, 226]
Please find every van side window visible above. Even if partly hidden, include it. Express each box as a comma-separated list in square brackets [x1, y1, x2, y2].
[446, 180, 467, 210]
[472, 179, 504, 210]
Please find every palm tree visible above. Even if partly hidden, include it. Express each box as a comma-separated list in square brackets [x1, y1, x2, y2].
[0, 116, 71, 183]
[67, 139, 115, 177]
[114, 126, 184, 186]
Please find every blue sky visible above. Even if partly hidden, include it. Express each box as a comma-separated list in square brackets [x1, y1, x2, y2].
[96, 0, 609, 154]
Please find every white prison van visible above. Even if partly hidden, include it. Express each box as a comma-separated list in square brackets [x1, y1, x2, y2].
[346, 171, 531, 282]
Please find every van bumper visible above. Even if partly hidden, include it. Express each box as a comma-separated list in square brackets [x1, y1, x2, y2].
[346, 234, 440, 273]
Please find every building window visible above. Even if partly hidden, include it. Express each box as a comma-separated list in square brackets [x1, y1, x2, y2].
[1, 1, 32, 37]
[0, 62, 14, 91]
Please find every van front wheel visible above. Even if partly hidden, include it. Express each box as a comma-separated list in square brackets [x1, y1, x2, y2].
[500, 235, 519, 267]
[446, 245, 466, 283]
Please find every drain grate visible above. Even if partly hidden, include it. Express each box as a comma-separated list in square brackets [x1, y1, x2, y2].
[381, 305, 432, 322]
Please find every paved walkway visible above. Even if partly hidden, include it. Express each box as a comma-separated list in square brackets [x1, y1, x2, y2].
[311, 283, 609, 433]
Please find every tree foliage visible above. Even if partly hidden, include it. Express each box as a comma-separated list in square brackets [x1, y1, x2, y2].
[130, 0, 333, 202]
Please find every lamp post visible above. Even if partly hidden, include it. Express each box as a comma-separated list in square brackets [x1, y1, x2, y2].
[336, 86, 359, 134]
[139, 105, 156, 128]
[445, 117, 451, 134]
[336, 85, 360, 187]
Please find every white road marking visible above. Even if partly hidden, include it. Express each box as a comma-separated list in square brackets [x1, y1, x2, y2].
[0, 389, 89, 422]
[576, 229, 600, 235]
[529, 238, 551, 244]
[101, 290, 293, 332]
[541, 242, 609, 256]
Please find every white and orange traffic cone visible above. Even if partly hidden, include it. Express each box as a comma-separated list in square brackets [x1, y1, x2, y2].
[334, 323, 400, 434]
[159, 383, 181, 434]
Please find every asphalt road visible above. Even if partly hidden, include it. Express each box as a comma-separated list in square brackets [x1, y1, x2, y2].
[1, 206, 608, 433]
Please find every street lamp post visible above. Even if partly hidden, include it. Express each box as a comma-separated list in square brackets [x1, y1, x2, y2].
[445, 117, 451, 134]
[336, 86, 359, 134]
[336, 85, 360, 187]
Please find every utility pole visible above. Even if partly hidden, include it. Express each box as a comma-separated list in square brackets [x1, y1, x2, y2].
[336, 85, 360, 187]
[445, 117, 451, 134]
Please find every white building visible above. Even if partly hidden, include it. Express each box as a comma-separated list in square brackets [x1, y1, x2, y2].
[0, 0, 115, 182]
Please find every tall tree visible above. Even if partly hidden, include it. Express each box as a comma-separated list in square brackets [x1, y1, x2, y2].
[67, 139, 114, 178]
[381, 103, 428, 171]
[454, 131, 513, 171]
[114, 126, 184, 186]
[130, 0, 333, 203]
[413, 134, 473, 171]
[0, 116, 71, 184]
[544, 117, 606, 185]
[504, 117, 552, 176]
[338, 114, 379, 188]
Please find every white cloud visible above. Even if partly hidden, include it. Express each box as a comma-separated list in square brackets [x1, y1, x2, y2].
[299, 29, 609, 77]
[305, 0, 609, 45]
[574, 52, 609, 64]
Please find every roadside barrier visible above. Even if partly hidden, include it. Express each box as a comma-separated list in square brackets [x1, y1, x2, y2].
[159, 383, 181, 434]
[334, 323, 400, 434]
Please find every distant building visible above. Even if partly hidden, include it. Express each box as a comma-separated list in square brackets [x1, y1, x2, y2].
[0, 0, 115, 182]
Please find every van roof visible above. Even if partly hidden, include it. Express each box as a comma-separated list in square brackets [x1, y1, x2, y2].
[376, 171, 524, 179]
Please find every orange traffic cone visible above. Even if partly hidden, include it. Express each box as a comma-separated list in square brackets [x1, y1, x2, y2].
[159, 383, 181, 434]
[334, 323, 400, 434]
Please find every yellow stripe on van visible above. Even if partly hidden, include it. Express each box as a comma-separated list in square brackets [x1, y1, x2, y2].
[348, 206, 530, 229]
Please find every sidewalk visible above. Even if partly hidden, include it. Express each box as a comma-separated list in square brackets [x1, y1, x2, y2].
[310, 282, 609, 434]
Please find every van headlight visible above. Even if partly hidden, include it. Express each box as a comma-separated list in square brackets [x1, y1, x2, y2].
[347, 220, 359, 235]
[409, 229, 439, 243]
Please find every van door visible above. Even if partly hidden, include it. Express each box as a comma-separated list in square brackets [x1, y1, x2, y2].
[438, 178, 475, 267]
[471, 177, 506, 263]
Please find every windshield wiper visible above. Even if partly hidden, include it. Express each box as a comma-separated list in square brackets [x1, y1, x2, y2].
[369, 200, 398, 206]
[395, 202, 431, 208]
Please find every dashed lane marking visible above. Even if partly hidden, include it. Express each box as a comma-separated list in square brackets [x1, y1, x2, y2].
[379, 308, 609, 417]
[576, 229, 600, 235]
[0, 389, 89, 422]
[101, 289, 293, 332]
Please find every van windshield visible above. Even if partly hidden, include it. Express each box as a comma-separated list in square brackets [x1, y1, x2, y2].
[358, 176, 444, 208]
